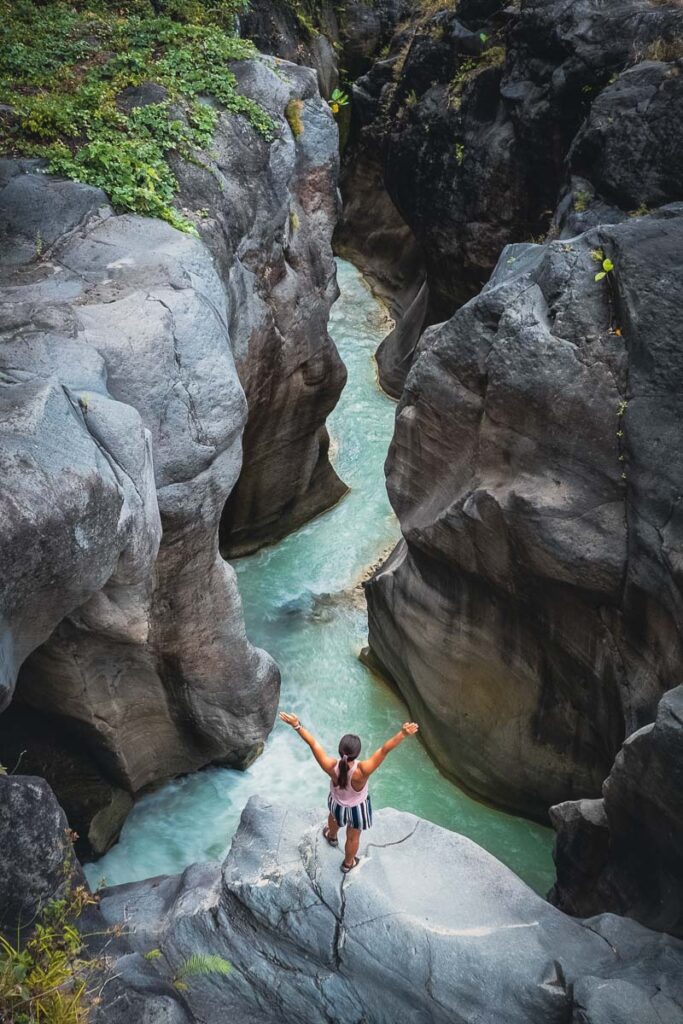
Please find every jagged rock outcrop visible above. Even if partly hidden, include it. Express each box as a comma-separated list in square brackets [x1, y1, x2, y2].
[92, 796, 683, 1023]
[0, 774, 84, 934]
[550, 686, 683, 938]
[365, 208, 683, 819]
[240, 0, 341, 97]
[555, 56, 683, 237]
[337, 0, 683, 393]
[0, 57, 343, 845]
[242, 0, 412, 96]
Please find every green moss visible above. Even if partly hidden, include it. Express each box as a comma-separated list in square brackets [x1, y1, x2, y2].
[0, 0, 276, 232]
[285, 98, 304, 137]
[573, 190, 592, 213]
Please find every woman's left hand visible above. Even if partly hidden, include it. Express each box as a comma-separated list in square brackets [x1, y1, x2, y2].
[279, 711, 301, 729]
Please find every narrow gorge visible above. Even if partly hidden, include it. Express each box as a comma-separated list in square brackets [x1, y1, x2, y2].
[1, 1, 682, 1023]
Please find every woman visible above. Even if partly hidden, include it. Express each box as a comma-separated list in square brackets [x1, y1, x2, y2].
[279, 711, 419, 873]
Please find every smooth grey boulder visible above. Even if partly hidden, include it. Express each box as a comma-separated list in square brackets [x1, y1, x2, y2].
[0, 157, 278, 837]
[96, 797, 683, 1024]
[366, 209, 683, 819]
[0, 774, 84, 934]
[550, 686, 683, 938]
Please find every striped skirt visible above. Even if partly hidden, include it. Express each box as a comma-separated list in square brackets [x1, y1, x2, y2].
[328, 791, 373, 830]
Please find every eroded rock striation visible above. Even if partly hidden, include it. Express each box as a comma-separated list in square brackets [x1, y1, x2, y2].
[366, 208, 683, 818]
[0, 57, 343, 846]
[91, 796, 683, 1024]
[550, 685, 683, 938]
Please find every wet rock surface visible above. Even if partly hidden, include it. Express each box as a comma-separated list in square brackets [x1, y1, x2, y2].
[95, 796, 683, 1024]
[366, 209, 683, 818]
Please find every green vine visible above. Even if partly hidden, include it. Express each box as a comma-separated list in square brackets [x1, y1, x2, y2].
[0, 1, 276, 232]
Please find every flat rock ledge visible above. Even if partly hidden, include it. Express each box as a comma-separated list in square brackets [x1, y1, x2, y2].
[97, 797, 683, 1024]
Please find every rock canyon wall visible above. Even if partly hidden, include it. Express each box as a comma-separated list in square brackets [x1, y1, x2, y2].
[338, 0, 683, 394]
[0, 57, 342, 851]
[366, 209, 683, 819]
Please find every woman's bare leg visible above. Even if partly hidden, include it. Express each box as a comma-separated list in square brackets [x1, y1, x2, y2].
[344, 826, 361, 867]
[326, 813, 339, 841]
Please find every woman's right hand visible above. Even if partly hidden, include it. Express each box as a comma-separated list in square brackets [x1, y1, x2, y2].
[402, 722, 419, 736]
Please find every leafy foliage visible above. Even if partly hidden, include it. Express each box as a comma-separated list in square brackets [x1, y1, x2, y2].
[0, 0, 276, 231]
[0, 885, 102, 1024]
[592, 250, 614, 282]
[328, 88, 349, 116]
[172, 953, 231, 991]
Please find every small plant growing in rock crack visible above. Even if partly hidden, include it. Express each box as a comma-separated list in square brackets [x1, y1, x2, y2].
[454, 142, 465, 165]
[573, 190, 592, 213]
[328, 88, 349, 116]
[614, 398, 629, 481]
[591, 248, 614, 282]
[172, 954, 232, 991]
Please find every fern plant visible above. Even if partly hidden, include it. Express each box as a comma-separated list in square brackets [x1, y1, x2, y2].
[172, 953, 232, 991]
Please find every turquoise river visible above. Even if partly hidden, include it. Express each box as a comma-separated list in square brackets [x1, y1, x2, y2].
[87, 259, 554, 894]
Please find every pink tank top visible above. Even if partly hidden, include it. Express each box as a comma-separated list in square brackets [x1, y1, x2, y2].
[330, 760, 369, 807]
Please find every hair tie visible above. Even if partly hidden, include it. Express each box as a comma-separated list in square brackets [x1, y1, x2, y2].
[342, 753, 349, 762]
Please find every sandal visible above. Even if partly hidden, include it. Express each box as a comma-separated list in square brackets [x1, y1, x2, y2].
[322, 826, 339, 848]
[340, 857, 360, 874]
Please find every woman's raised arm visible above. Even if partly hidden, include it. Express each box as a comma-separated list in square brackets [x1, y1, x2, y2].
[359, 722, 419, 778]
[279, 712, 337, 776]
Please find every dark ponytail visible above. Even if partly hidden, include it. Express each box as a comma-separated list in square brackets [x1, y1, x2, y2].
[336, 734, 362, 788]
